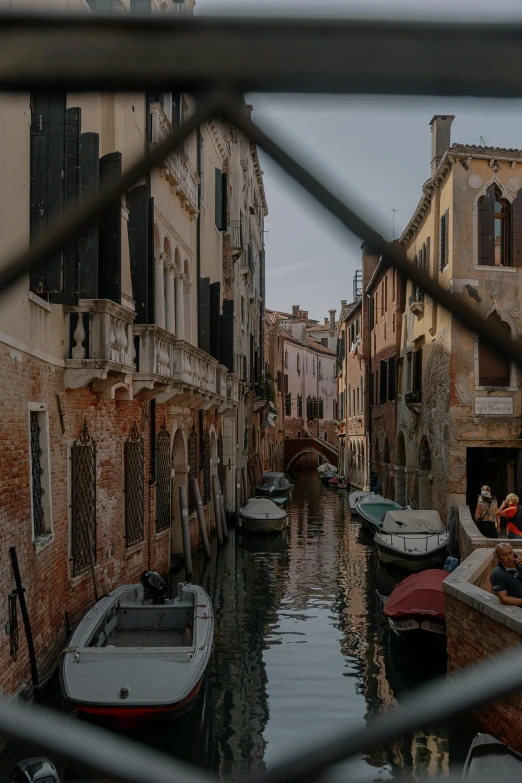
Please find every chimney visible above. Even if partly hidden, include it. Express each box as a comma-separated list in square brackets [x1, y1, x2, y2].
[341, 300, 347, 308]
[324, 318, 329, 326]
[430, 115, 455, 176]
[329, 309, 336, 332]
[292, 305, 299, 318]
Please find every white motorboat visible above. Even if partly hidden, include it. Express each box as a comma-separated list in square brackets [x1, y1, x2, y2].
[60, 573, 213, 730]
[240, 498, 288, 534]
[355, 495, 406, 532]
[317, 462, 337, 475]
[374, 509, 448, 572]
[349, 490, 376, 512]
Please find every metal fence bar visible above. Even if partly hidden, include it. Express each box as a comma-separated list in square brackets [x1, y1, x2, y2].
[2, 13, 522, 97]
[0, 698, 206, 783]
[0, 93, 219, 293]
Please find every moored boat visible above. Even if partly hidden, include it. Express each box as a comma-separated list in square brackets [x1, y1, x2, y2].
[462, 733, 522, 778]
[349, 490, 376, 511]
[255, 472, 293, 503]
[60, 573, 213, 730]
[374, 510, 448, 572]
[355, 496, 406, 532]
[384, 569, 446, 639]
[320, 470, 337, 484]
[328, 476, 348, 489]
[240, 497, 288, 534]
[317, 462, 337, 475]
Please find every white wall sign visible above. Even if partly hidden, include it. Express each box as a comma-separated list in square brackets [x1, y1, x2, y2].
[475, 397, 514, 415]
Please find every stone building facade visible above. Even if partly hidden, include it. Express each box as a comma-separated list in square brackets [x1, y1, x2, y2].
[0, 0, 266, 699]
[397, 115, 522, 519]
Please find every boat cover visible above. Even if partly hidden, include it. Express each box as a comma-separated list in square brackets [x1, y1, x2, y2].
[241, 498, 287, 519]
[381, 509, 445, 534]
[317, 463, 337, 474]
[384, 569, 446, 620]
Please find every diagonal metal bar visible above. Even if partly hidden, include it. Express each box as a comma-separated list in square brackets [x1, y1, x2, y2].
[222, 97, 522, 368]
[0, 698, 207, 783]
[0, 93, 221, 295]
[2, 12, 522, 97]
[239, 640, 522, 783]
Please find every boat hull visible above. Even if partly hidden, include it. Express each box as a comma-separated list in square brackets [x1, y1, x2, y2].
[388, 617, 446, 640]
[67, 677, 204, 730]
[375, 539, 448, 572]
[241, 513, 287, 534]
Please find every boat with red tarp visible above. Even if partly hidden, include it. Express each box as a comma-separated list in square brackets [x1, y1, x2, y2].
[384, 569, 446, 640]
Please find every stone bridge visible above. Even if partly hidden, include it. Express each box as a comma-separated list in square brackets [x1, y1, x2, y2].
[284, 438, 338, 471]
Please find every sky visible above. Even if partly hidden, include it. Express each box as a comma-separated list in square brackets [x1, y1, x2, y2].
[195, 0, 522, 321]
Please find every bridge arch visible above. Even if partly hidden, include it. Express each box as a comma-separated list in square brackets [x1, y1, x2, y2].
[284, 437, 339, 472]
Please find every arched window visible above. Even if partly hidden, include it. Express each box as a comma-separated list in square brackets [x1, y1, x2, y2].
[348, 384, 351, 417]
[297, 394, 303, 418]
[284, 350, 288, 368]
[478, 184, 515, 267]
[479, 312, 511, 387]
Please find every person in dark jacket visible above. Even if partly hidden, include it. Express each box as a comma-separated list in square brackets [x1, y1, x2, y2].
[490, 543, 522, 606]
[474, 485, 499, 538]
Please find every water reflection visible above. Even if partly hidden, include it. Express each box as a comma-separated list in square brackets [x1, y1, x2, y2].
[194, 467, 472, 780]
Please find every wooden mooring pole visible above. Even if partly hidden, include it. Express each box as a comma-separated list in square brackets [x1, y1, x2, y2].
[9, 547, 41, 702]
[192, 478, 211, 560]
[179, 485, 193, 582]
[212, 474, 224, 546]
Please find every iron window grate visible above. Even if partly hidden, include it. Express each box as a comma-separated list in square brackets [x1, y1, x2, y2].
[155, 423, 171, 533]
[71, 420, 96, 576]
[124, 421, 144, 546]
[29, 411, 45, 539]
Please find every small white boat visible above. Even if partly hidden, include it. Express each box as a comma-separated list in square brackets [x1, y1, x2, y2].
[60, 573, 213, 730]
[255, 472, 293, 503]
[374, 510, 448, 572]
[240, 498, 288, 534]
[317, 462, 337, 475]
[356, 495, 406, 532]
[349, 490, 376, 512]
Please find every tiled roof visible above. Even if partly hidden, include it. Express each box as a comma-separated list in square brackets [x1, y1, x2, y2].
[451, 143, 522, 155]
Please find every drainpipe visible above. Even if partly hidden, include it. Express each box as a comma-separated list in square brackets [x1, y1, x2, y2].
[366, 293, 372, 491]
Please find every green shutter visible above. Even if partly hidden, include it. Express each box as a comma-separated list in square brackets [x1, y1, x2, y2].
[128, 185, 150, 324]
[79, 132, 100, 299]
[198, 277, 210, 354]
[98, 152, 122, 303]
[209, 281, 221, 361]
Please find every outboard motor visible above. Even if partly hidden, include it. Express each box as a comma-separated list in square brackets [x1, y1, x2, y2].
[140, 570, 171, 603]
[11, 758, 60, 783]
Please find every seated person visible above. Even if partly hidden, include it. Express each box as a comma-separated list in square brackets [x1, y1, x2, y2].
[490, 543, 522, 606]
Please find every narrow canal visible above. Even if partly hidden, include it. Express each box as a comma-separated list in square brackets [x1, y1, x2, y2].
[189, 467, 474, 781]
[1, 468, 475, 782]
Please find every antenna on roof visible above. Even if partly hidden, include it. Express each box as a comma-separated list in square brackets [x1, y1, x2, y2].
[478, 136, 489, 147]
[391, 208, 398, 240]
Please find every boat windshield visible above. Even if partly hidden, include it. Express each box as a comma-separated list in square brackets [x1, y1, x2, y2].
[262, 476, 280, 487]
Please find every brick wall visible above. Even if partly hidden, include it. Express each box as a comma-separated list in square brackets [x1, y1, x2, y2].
[444, 547, 522, 753]
[0, 343, 222, 698]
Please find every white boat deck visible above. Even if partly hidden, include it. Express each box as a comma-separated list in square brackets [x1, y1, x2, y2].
[110, 628, 185, 648]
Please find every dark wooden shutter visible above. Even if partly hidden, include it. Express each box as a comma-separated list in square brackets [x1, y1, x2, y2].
[198, 277, 210, 354]
[220, 299, 234, 371]
[438, 214, 444, 272]
[30, 93, 66, 295]
[215, 168, 223, 230]
[380, 359, 388, 404]
[443, 209, 450, 268]
[284, 374, 289, 394]
[210, 281, 221, 361]
[369, 296, 375, 330]
[171, 91, 181, 130]
[130, 0, 151, 12]
[221, 172, 228, 230]
[413, 349, 423, 393]
[425, 236, 431, 274]
[511, 190, 522, 267]
[388, 355, 396, 401]
[98, 152, 122, 303]
[79, 132, 100, 299]
[148, 197, 155, 323]
[478, 185, 495, 266]
[52, 107, 81, 305]
[128, 185, 150, 324]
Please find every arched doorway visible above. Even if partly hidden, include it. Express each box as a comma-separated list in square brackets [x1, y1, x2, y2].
[395, 432, 407, 506]
[418, 437, 432, 510]
[171, 428, 187, 554]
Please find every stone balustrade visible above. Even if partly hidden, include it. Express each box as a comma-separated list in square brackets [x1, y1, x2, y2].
[226, 373, 240, 405]
[150, 103, 199, 216]
[64, 300, 135, 394]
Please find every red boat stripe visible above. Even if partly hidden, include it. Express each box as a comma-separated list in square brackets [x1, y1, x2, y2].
[73, 678, 202, 717]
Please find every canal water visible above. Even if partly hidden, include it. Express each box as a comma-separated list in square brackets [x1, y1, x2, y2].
[188, 467, 474, 781]
[1, 468, 474, 782]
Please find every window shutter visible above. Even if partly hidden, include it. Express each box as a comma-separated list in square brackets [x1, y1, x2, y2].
[221, 172, 228, 231]
[171, 91, 181, 130]
[284, 374, 289, 394]
[443, 209, 450, 268]
[215, 168, 223, 230]
[30, 93, 66, 296]
[380, 359, 388, 404]
[438, 215, 444, 272]
[425, 236, 431, 275]
[98, 152, 122, 303]
[209, 281, 221, 361]
[478, 184, 495, 266]
[79, 132, 100, 300]
[52, 106, 81, 304]
[220, 299, 234, 371]
[198, 277, 210, 354]
[413, 349, 423, 393]
[369, 373, 374, 407]
[127, 184, 150, 324]
[148, 197, 155, 322]
[388, 355, 396, 401]
[511, 190, 522, 267]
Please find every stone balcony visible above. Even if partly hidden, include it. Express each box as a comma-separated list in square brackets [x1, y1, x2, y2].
[64, 300, 135, 398]
[150, 102, 199, 217]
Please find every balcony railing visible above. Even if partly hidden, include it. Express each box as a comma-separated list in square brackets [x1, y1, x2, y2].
[409, 288, 425, 314]
[150, 102, 199, 216]
[405, 390, 422, 408]
[64, 300, 135, 393]
[226, 373, 240, 404]
[132, 324, 177, 398]
[229, 220, 244, 256]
